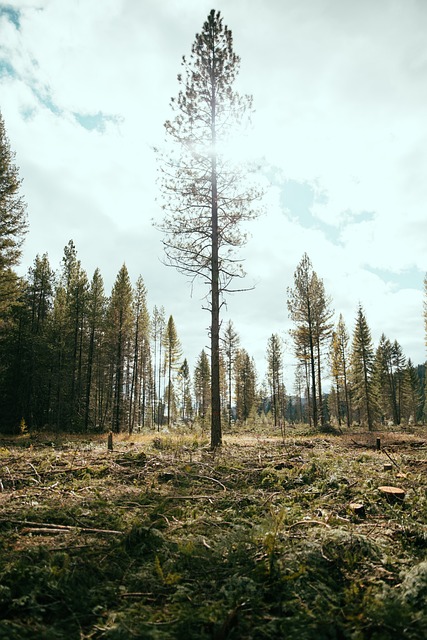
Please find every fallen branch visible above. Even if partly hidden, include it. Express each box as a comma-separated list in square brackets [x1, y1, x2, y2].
[6, 519, 123, 535]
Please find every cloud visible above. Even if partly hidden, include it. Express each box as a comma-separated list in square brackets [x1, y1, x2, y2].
[0, 5, 21, 30]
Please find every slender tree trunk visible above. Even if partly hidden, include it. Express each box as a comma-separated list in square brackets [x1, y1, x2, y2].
[114, 323, 123, 433]
[303, 357, 312, 427]
[342, 357, 351, 427]
[211, 173, 221, 446]
[334, 374, 342, 427]
[273, 380, 278, 427]
[228, 360, 232, 427]
[362, 345, 373, 430]
[210, 46, 221, 448]
[316, 336, 324, 426]
[129, 334, 138, 435]
[308, 323, 318, 428]
[157, 339, 162, 429]
[84, 328, 95, 431]
[167, 344, 172, 426]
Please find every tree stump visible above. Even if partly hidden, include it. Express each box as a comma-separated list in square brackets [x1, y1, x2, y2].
[378, 486, 405, 503]
[349, 502, 366, 518]
[383, 463, 393, 471]
[107, 432, 113, 451]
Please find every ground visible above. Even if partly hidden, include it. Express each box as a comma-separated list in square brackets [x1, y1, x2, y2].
[0, 425, 426, 639]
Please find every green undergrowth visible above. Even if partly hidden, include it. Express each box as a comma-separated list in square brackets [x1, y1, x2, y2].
[0, 429, 426, 638]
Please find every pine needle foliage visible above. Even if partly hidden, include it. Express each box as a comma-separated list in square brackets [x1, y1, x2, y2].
[0, 111, 27, 321]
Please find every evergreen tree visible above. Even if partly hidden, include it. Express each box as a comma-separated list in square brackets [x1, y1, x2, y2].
[335, 314, 351, 427]
[140, 337, 154, 429]
[0, 111, 28, 324]
[50, 283, 68, 430]
[42, 240, 90, 431]
[194, 350, 211, 421]
[151, 305, 166, 428]
[177, 358, 193, 422]
[163, 315, 182, 426]
[293, 363, 306, 424]
[287, 254, 333, 428]
[108, 264, 133, 432]
[374, 336, 408, 426]
[44, 241, 89, 431]
[266, 333, 285, 427]
[157, 10, 260, 448]
[350, 305, 377, 430]
[312, 273, 334, 425]
[221, 319, 240, 427]
[84, 268, 106, 431]
[63, 242, 89, 429]
[25, 253, 55, 428]
[374, 334, 394, 424]
[234, 348, 256, 423]
[128, 276, 150, 433]
[330, 330, 342, 426]
[405, 358, 423, 424]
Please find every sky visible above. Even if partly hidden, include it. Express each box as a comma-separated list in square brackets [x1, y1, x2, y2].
[0, 0, 426, 389]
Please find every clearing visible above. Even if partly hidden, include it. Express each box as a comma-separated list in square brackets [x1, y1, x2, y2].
[0, 427, 426, 639]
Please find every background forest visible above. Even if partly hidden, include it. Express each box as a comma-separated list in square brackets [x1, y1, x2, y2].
[0, 108, 426, 436]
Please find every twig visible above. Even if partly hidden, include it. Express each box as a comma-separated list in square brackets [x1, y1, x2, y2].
[164, 494, 215, 501]
[287, 519, 331, 530]
[193, 474, 227, 491]
[382, 448, 400, 470]
[28, 462, 41, 483]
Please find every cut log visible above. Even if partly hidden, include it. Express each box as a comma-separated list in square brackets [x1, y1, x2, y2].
[378, 486, 405, 503]
[383, 463, 393, 471]
[349, 502, 366, 518]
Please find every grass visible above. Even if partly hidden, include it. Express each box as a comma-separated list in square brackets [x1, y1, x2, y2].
[0, 426, 426, 638]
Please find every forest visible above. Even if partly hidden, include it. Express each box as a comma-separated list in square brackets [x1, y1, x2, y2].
[0, 229, 425, 437]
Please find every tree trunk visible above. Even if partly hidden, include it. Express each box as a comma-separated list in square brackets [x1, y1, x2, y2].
[316, 336, 324, 426]
[210, 43, 222, 449]
[84, 327, 95, 431]
[210, 166, 222, 447]
[307, 303, 318, 428]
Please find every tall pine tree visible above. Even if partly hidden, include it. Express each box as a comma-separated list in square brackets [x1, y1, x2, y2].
[157, 10, 260, 448]
[163, 315, 182, 426]
[287, 254, 333, 428]
[266, 333, 284, 427]
[350, 305, 377, 430]
[108, 264, 133, 433]
[222, 319, 240, 427]
[0, 111, 27, 324]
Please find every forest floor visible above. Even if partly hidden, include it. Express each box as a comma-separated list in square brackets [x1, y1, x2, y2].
[0, 425, 426, 639]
